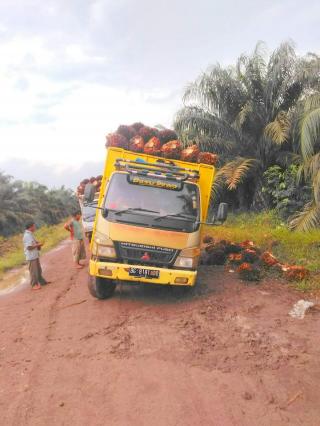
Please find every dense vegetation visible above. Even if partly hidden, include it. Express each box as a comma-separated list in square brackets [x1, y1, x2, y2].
[0, 172, 78, 237]
[175, 41, 320, 230]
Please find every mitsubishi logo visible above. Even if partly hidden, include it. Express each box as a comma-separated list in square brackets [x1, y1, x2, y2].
[141, 252, 151, 261]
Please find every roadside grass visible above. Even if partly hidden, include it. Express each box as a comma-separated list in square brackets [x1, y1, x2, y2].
[204, 211, 320, 291]
[0, 222, 68, 278]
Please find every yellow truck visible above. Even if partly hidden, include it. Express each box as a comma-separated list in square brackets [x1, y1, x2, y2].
[84, 147, 227, 299]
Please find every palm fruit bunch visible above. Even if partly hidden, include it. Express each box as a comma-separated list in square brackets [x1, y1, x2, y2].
[198, 152, 219, 165]
[131, 122, 145, 132]
[129, 135, 145, 152]
[138, 126, 158, 142]
[242, 248, 259, 263]
[144, 137, 161, 155]
[227, 253, 244, 265]
[237, 262, 261, 281]
[281, 265, 310, 281]
[158, 129, 178, 144]
[181, 145, 200, 162]
[161, 140, 183, 159]
[116, 125, 137, 140]
[260, 251, 278, 267]
[105, 123, 220, 164]
[105, 133, 129, 149]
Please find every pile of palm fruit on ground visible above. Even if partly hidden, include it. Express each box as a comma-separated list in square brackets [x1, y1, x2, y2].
[202, 236, 310, 282]
[105, 123, 218, 165]
[76, 175, 103, 197]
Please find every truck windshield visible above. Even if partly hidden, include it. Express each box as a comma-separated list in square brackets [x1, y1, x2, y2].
[104, 173, 199, 232]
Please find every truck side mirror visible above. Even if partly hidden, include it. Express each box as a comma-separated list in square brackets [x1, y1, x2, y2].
[84, 183, 96, 203]
[216, 202, 228, 223]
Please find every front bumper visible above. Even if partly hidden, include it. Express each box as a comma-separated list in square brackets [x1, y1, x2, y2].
[89, 259, 197, 286]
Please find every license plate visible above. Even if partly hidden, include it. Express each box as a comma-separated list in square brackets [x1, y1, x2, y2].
[128, 267, 160, 279]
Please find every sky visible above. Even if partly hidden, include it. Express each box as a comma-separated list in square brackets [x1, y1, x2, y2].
[0, 0, 319, 188]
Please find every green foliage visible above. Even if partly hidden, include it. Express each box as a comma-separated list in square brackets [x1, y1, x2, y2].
[290, 93, 320, 230]
[262, 165, 311, 219]
[175, 42, 320, 218]
[0, 172, 78, 237]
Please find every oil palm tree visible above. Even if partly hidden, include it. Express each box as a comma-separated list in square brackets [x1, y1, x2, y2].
[290, 93, 320, 230]
[174, 41, 320, 209]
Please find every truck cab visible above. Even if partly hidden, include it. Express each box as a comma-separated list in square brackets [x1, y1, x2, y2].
[84, 147, 225, 299]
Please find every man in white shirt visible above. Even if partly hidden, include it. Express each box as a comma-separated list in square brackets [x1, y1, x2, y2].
[23, 222, 48, 290]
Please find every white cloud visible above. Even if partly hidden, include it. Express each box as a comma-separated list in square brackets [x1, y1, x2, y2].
[0, 79, 181, 166]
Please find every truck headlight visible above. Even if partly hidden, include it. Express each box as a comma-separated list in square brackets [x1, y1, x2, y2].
[174, 247, 201, 269]
[97, 245, 116, 258]
[174, 257, 194, 268]
[92, 232, 117, 258]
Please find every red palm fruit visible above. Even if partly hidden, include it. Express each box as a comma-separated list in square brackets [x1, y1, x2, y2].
[138, 126, 157, 142]
[161, 140, 183, 159]
[144, 137, 161, 155]
[239, 240, 255, 248]
[158, 129, 178, 144]
[131, 122, 145, 132]
[117, 125, 136, 139]
[105, 133, 129, 149]
[181, 144, 200, 162]
[198, 152, 219, 165]
[261, 251, 278, 266]
[129, 135, 145, 152]
[283, 265, 310, 281]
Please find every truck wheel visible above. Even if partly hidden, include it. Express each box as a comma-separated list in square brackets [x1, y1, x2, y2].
[88, 276, 116, 299]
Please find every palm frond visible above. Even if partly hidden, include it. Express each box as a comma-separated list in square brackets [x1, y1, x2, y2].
[303, 93, 320, 112]
[234, 101, 253, 129]
[312, 169, 320, 204]
[276, 151, 301, 168]
[300, 107, 320, 159]
[226, 158, 258, 190]
[210, 170, 226, 200]
[214, 157, 258, 190]
[298, 153, 320, 182]
[264, 111, 291, 144]
[266, 41, 297, 115]
[289, 202, 320, 231]
[174, 106, 239, 144]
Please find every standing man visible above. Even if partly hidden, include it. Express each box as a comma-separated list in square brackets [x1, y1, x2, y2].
[64, 211, 86, 269]
[23, 222, 48, 290]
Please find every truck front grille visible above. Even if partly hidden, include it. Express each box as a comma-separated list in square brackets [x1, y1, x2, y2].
[115, 242, 179, 267]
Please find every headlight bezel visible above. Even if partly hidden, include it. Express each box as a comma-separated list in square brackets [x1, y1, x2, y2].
[173, 247, 201, 270]
[92, 232, 117, 259]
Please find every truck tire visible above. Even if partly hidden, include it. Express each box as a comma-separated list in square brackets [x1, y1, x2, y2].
[88, 276, 116, 299]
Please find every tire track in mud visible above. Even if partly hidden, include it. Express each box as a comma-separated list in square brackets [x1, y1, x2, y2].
[8, 269, 82, 426]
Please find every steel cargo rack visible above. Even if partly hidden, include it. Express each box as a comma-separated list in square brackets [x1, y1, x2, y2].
[114, 158, 200, 182]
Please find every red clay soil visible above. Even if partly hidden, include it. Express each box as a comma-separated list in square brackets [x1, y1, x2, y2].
[1, 240, 320, 426]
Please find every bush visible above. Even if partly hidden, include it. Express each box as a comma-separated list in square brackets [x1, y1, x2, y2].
[262, 165, 311, 220]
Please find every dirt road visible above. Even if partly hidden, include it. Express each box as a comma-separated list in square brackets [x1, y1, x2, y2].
[1, 241, 320, 426]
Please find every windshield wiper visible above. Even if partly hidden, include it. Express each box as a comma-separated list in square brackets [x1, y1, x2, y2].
[154, 213, 196, 222]
[114, 207, 160, 215]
